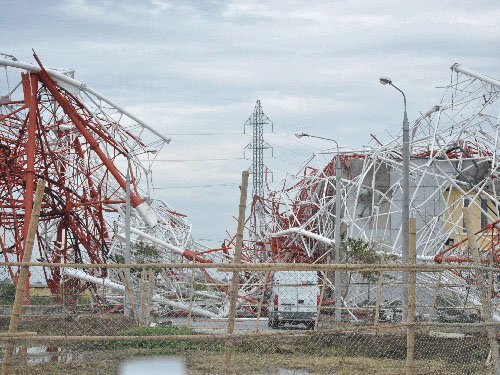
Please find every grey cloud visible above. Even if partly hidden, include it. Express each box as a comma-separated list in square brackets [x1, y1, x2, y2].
[2, 0, 499, 241]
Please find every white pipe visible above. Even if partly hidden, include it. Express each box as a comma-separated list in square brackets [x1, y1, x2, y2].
[452, 63, 500, 89]
[114, 222, 228, 285]
[63, 267, 125, 291]
[62, 268, 219, 318]
[272, 228, 335, 246]
[272, 227, 434, 261]
[115, 221, 185, 257]
[114, 222, 261, 317]
[0, 58, 171, 143]
[135, 202, 158, 229]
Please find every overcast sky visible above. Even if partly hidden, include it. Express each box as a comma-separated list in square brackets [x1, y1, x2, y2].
[2, 0, 500, 246]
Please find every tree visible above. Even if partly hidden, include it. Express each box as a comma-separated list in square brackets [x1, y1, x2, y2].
[340, 234, 396, 299]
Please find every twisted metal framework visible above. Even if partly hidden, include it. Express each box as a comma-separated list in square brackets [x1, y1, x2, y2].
[3, 52, 500, 320]
[0, 52, 173, 298]
[241, 63, 500, 316]
[0, 53, 257, 318]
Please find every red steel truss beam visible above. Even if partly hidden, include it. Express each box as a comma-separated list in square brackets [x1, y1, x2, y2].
[32, 53, 146, 211]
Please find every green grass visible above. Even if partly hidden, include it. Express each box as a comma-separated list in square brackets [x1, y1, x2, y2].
[117, 325, 195, 336]
[92, 325, 225, 352]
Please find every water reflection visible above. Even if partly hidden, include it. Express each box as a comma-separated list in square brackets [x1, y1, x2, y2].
[14, 345, 85, 364]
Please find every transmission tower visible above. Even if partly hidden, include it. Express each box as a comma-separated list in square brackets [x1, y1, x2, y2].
[244, 100, 273, 237]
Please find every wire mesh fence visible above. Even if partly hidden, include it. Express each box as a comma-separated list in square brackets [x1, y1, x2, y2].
[0, 262, 498, 374]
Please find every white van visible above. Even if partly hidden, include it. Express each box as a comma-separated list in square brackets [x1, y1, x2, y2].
[268, 271, 319, 329]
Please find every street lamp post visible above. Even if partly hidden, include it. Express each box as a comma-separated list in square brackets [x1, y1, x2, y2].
[380, 77, 410, 322]
[295, 131, 342, 323]
[124, 159, 131, 318]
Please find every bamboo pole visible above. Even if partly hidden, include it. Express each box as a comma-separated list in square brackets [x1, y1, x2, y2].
[255, 271, 270, 332]
[187, 266, 195, 329]
[145, 268, 153, 327]
[223, 171, 248, 375]
[463, 207, 500, 375]
[0, 332, 37, 337]
[118, 269, 138, 326]
[3, 319, 500, 344]
[1, 179, 45, 375]
[0, 261, 498, 273]
[428, 270, 442, 322]
[406, 218, 416, 375]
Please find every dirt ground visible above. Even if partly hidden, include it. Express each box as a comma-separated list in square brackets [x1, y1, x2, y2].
[0, 314, 493, 375]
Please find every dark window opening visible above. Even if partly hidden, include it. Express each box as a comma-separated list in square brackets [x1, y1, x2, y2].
[463, 198, 470, 233]
[481, 197, 488, 228]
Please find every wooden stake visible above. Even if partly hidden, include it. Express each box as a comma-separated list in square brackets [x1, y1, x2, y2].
[463, 207, 500, 375]
[255, 271, 271, 332]
[428, 270, 442, 322]
[223, 171, 248, 375]
[314, 271, 328, 331]
[146, 268, 153, 327]
[489, 249, 494, 301]
[1, 179, 45, 375]
[118, 269, 138, 326]
[374, 256, 385, 327]
[139, 269, 146, 325]
[406, 218, 416, 375]
[61, 274, 66, 315]
[187, 266, 195, 329]
[101, 272, 106, 312]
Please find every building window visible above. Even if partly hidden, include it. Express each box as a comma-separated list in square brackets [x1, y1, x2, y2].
[481, 197, 488, 228]
[463, 198, 470, 233]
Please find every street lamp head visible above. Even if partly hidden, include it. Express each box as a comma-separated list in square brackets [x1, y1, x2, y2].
[424, 105, 440, 118]
[295, 131, 308, 138]
[379, 77, 392, 86]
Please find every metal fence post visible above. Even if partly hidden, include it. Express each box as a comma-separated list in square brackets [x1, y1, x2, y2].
[406, 218, 416, 375]
[223, 171, 249, 375]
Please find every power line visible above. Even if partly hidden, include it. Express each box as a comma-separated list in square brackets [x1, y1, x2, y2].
[268, 142, 309, 157]
[153, 183, 240, 190]
[163, 132, 244, 136]
[140, 157, 247, 162]
[272, 155, 301, 167]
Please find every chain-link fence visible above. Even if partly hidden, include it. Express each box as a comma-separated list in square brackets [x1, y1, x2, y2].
[0, 262, 499, 374]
